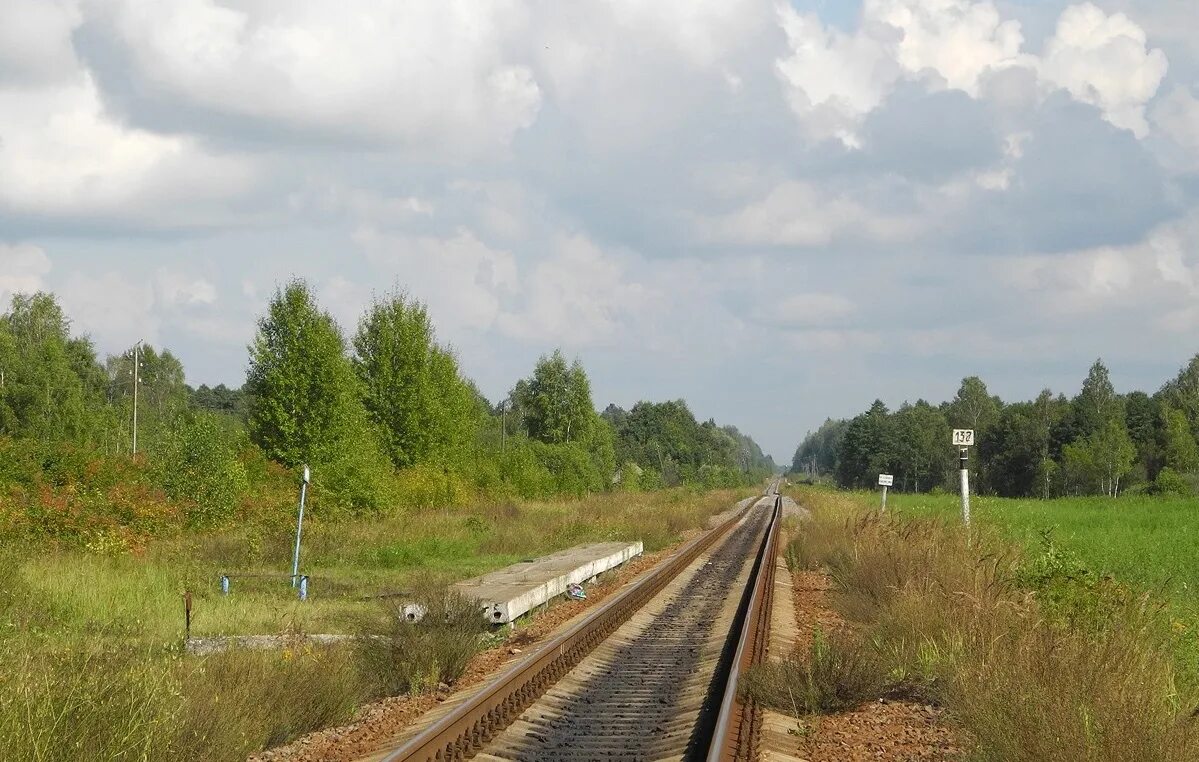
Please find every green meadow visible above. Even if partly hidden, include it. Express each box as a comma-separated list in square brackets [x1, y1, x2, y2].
[879, 490, 1199, 609]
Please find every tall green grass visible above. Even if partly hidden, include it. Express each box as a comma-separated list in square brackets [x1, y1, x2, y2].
[880, 491, 1199, 611]
[1, 487, 750, 760]
[759, 487, 1199, 761]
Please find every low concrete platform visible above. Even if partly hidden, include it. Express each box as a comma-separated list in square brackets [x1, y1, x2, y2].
[454, 541, 643, 624]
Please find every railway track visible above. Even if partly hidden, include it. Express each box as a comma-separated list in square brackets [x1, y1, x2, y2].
[376, 483, 783, 762]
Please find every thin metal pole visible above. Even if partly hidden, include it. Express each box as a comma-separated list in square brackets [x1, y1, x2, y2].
[291, 474, 308, 587]
[132, 342, 141, 455]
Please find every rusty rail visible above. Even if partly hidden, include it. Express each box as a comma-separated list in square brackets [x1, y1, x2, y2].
[707, 493, 783, 761]
[380, 493, 770, 762]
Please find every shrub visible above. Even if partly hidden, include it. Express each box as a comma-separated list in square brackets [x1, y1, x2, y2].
[1152, 467, 1193, 496]
[354, 588, 489, 697]
[745, 628, 887, 715]
[154, 412, 250, 527]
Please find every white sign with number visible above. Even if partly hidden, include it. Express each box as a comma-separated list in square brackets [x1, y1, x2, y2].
[952, 429, 975, 447]
[878, 473, 894, 487]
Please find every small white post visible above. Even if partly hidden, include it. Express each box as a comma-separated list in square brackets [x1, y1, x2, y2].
[880, 484, 888, 511]
[291, 465, 310, 587]
[959, 447, 970, 528]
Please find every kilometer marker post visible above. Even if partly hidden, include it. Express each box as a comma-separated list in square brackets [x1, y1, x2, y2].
[878, 473, 893, 511]
[952, 429, 975, 529]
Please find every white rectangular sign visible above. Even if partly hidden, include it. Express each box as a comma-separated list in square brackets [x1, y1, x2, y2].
[878, 473, 894, 487]
[952, 429, 975, 447]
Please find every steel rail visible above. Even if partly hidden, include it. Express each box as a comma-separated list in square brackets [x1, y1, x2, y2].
[380, 492, 771, 762]
[706, 493, 783, 762]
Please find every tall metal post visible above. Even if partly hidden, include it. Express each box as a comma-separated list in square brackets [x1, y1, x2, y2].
[959, 447, 971, 528]
[132, 341, 142, 455]
[291, 465, 310, 587]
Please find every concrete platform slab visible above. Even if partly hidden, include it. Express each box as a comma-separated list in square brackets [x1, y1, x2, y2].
[453, 541, 643, 624]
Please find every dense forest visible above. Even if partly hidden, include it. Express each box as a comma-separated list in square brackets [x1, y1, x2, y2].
[792, 357, 1199, 498]
[0, 282, 774, 547]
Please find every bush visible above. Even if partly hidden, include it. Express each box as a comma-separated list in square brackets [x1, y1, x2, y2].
[745, 628, 887, 715]
[154, 412, 249, 527]
[1152, 468, 1193, 497]
[354, 588, 489, 697]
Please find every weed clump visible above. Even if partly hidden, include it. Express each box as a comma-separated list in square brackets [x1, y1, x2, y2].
[355, 588, 489, 696]
[746, 628, 887, 714]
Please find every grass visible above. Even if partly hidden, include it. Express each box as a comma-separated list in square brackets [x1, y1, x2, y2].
[0, 486, 751, 761]
[761, 485, 1199, 761]
[879, 490, 1199, 609]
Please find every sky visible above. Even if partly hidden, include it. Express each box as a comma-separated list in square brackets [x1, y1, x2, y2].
[1, 0, 1197, 462]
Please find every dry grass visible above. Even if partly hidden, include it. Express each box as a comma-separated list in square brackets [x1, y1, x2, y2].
[746, 627, 887, 714]
[776, 486, 1199, 761]
[0, 487, 754, 760]
[353, 587, 491, 697]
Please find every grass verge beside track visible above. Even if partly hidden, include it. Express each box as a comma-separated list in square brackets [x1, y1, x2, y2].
[747, 486, 1199, 761]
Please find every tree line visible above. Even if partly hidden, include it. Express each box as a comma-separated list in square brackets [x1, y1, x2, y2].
[792, 356, 1199, 498]
[0, 281, 774, 542]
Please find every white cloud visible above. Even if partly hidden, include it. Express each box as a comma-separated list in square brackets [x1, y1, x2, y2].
[705, 181, 919, 246]
[59, 270, 158, 348]
[155, 270, 217, 307]
[869, 0, 1025, 94]
[765, 293, 856, 327]
[0, 74, 255, 224]
[999, 212, 1199, 320]
[1039, 3, 1167, 137]
[0, 0, 81, 85]
[776, 0, 1026, 144]
[776, 0, 1164, 144]
[88, 0, 541, 155]
[0, 244, 52, 305]
[1151, 85, 1199, 169]
[496, 235, 652, 346]
[356, 227, 520, 335]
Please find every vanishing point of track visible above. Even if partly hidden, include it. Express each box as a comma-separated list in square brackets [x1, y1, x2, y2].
[379, 483, 783, 762]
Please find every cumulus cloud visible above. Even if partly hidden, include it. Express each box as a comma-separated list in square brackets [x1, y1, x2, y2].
[775, 0, 1164, 144]
[79, 0, 541, 155]
[999, 212, 1199, 324]
[0, 244, 52, 305]
[776, 0, 1026, 144]
[355, 227, 520, 335]
[496, 235, 652, 346]
[1039, 3, 1168, 137]
[1151, 85, 1199, 169]
[764, 293, 855, 327]
[704, 181, 920, 247]
[0, 74, 256, 226]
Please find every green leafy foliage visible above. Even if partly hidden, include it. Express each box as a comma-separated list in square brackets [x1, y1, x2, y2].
[153, 412, 249, 527]
[804, 355, 1199, 498]
[353, 292, 478, 469]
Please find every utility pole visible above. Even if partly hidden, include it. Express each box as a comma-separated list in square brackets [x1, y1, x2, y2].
[131, 340, 144, 455]
[500, 400, 507, 455]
